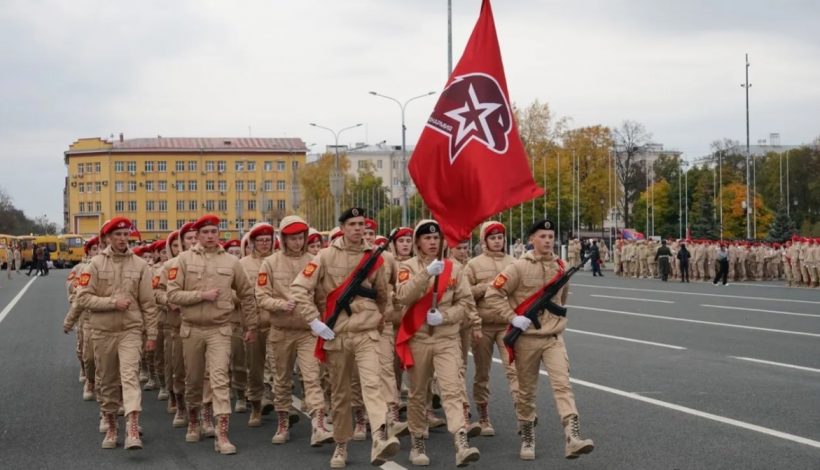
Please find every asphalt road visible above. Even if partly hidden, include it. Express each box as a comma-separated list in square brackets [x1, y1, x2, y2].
[1, 270, 819, 469]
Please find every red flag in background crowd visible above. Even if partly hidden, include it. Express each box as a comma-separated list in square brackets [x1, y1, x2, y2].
[408, 0, 543, 246]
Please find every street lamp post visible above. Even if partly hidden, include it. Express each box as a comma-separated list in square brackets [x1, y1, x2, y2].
[369, 91, 436, 227]
[309, 122, 363, 223]
[741, 53, 752, 239]
[600, 197, 605, 241]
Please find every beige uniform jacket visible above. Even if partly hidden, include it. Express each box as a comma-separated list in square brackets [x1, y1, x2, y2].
[380, 250, 402, 325]
[166, 243, 258, 332]
[240, 252, 270, 329]
[256, 250, 313, 330]
[464, 251, 515, 325]
[390, 254, 412, 327]
[483, 251, 569, 338]
[395, 255, 478, 339]
[291, 237, 389, 333]
[75, 246, 159, 340]
[152, 261, 168, 327]
[63, 260, 88, 330]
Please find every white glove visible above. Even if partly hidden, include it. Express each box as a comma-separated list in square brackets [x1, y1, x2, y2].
[426, 259, 445, 276]
[511, 316, 532, 331]
[309, 319, 335, 340]
[426, 308, 444, 326]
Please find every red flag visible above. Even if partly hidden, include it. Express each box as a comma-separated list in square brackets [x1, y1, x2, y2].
[409, 0, 543, 246]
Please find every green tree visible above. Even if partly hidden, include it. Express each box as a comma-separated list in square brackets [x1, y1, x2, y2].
[766, 202, 797, 242]
[689, 178, 719, 239]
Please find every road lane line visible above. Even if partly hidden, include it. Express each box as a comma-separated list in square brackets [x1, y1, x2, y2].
[570, 305, 820, 338]
[701, 304, 820, 319]
[490, 357, 820, 450]
[590, 294, 674, 304]
[730, 356, 820, 374]
[573, 283, 820, 305]
[566, 328, 686, 350]
[0, 275, 38, 325]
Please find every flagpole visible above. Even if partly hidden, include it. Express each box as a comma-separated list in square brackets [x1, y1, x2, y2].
[447, 0, 453, 76]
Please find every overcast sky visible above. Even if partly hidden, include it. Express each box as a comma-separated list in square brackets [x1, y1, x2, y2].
[1, 0, 818, 226]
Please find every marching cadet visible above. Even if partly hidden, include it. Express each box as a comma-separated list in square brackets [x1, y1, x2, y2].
[450, 240, 471, 265]
[223, 238, 249, 414]
[256, 215, 334, 446]
[395, 219, 480, 467]
[645, 239, 657, 278]
[636, 240, 649, 278]
[238, 223, 278, 427]
[151, 240, 171, 402]
[63, 236, 101, 401]
[484, 219, 594, 461]
[389, 227, 415, 414]
[165, 225, 193, 428]
[465, 221, 518, 437]
[167, 214, 259, 455]
[290, 208, 400, 468]
[307, 228, 323, 255]
[613, 239, 622, 276]
[75, 217, 159, 450]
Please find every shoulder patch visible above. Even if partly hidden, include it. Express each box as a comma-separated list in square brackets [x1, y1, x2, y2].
[67, 271, 76, 281]
[302, 262, 318, 278]
[397, 268, 410, 283]
[168, 267, 178, 281]
[492, 273, 508, 289]
[257, 272, 268, 286]
[78, 273, 91, 287]
[152, 275, 160, 289]
[448, 276, 457, 288]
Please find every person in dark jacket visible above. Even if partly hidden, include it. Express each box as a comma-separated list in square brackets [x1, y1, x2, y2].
[713, 244, 730, 286]
[26, 244, 41, 276]
[655, 240, 673, 281]
[677, 242, 691, 283]
[589, 241, 603, 277]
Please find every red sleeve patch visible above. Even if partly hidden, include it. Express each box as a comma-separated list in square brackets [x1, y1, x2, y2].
[257, 272, 268, 286]
[302, 262, 318, 278]
[492, 273, 508, 289]
[152, 276, 160, 289]
[78, 273, 91, 287]
[168, 267, 178, 281]
[397, 269, 410, 283]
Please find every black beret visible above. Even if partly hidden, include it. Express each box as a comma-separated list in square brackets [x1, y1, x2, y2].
[415, 221, 440, 237]
[339, 207, 367, 223]
[527, 218, 555, 237]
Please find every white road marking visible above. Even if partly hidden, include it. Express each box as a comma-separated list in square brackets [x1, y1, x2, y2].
[730, 356, 820, 374]
[0, 276, 38, 325]
[574, 283, 820, 305]
[566, 328, 686, 350]
[590, 294, 674, 304]
[570, 305, 820, 338]
[490, 357, 820, 450]
[701, 304, 820, 319]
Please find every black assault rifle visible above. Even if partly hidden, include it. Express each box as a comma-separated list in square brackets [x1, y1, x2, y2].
[503, 255, 590, 348]
[325, 229, 398, 330]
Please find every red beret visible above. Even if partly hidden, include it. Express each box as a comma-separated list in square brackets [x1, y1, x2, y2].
[330, 227, 343, 240]
[484, 222, 505, 238]
[194, 214, 220, 231]
[102, 217, 131, 236]
[365, 218, 378, 231]
[167, 230, 180, 244]
[222, 239, 241, 249]
[249, 223, 275, 239]
[307, 232, 322, 244]
[83, 236, 100, 255]
[132, 245, 144, 257]
[154, 240, 167, 252]
[281, 221, 309, 236]
[394, 227, 413, 239]
[179, 222, 197, 240]
[374, 236, 388, 247]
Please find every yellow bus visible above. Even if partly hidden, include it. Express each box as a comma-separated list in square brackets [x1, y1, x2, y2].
[58, 234, 85, 267]
[17, 235, 36, 268]
[0, 234, 18, 269]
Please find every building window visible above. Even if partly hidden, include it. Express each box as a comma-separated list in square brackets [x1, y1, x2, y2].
[158, 181, 167, 192]
[205, 200, 215, 211]
[128, 181, 137, 192]
[235, 161, 244, 171]
[128, 201, 137, 212]
[235, 219, 244, 230]
[95, 182, 102, 192]
[276, 161, 285, 171]
[248, 218, 257, 227]
[292, 160, 299, 170]
[86, 182, 94, 193]
[159, 220, 168, 231]
[127, 161, 136, 173]
[218, 180, 227, 192]
[175, 181, 185, 192]
[206, 161, 214, 172]
[219, 220, 228, 230]
[95, 201, 102, 212]
[95, 162, 101, 173]
[377, 159, 383, 169]
[115, 181, 124, 192]
[144, 161, 154, 172]
[145, 181, 154, 192]
[358, 160, 368, 170]
[264, 161, 272, 171]
[87, 162, 95, 173]
[218, 200, 227, 211]
[146, 200, 155, 212]
[277, 199, 286, 210]
[248, 199, 256, 211]
[189, 200, 197, 211]
[79, 202, 85, 212]
[115, 161, 124, 173]
[146, 220, 155, 231]
[247, 161, 256, 171]
[175, 161, 185, 172]
[78, 183, 85, 193]
[235, 180, 244, 192]
[158, 200, 167, 212]
[276, 180, 286, 191]
[217, 160, 226, 173]
[177, 219, 185, 229]
[176, 200, 185, 211]
[188, 180, 197, 191]
[392, 178, 399, 186]
[188, 161, 197, 172]
[264, 180, 273, 192]
[157, 161, 167, 172]
[235, 200, 243, 212]
[248, 181, 256, 192]
[265, 200, 273, 211]
[77, 164, 84, 175]
[206, 180, 215, 192]
[115, 201, 125, 212]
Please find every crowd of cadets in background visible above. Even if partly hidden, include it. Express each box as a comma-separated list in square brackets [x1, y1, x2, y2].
[60, 211, 594, 468]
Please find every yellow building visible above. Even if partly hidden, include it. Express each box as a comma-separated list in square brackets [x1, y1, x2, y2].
[64, 136, 308, 240]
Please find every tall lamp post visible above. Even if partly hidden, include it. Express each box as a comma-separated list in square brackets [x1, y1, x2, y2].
[309, 122, 363, 223]
[368, 91, 436, 226]
[599, 197, 605, 241]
